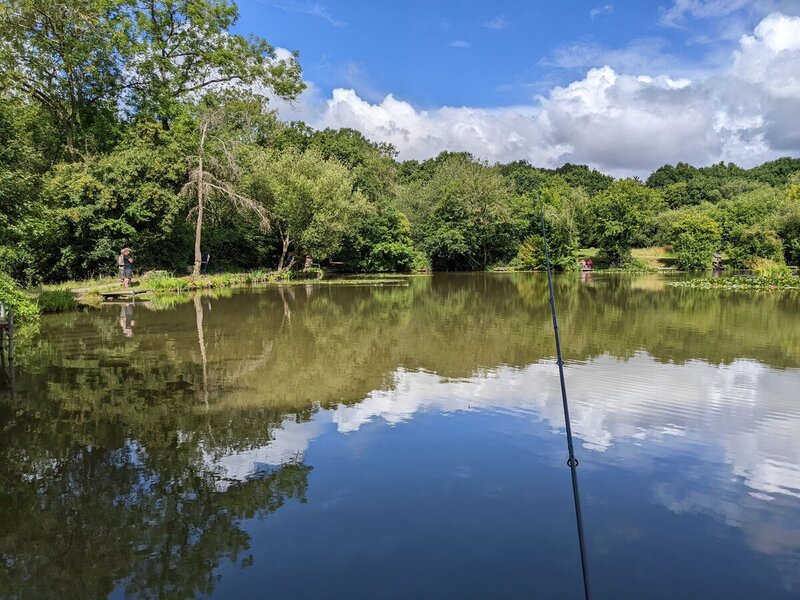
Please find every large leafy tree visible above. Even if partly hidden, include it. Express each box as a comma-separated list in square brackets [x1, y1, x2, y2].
[247, 148, 368, 271]
[400, 153, 524, 270]
[670, 211, 721, 271]
[0, 0, 124, 158]
[512, 187, 583, 271]
[123, 0, 305, 126]
[591, 179, 663, 266]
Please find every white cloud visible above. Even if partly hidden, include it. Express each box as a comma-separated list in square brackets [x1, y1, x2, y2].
[267, 1, 346, 27]
[589, 4, 614, 19]
[660, 0, 755, 26]
[541, 37, 690, 77]
[448, 40, 471, 48]
[483, 16, 508, 30]
[270, 13, 800, 176]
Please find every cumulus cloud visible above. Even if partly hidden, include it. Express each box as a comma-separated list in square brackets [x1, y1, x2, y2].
[271, 13, 800, 176]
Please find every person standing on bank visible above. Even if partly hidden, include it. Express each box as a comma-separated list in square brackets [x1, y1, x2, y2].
[121, 247, 134, 287]
[200, 249, 210, 275]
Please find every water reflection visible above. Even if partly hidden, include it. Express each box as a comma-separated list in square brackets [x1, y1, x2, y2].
[1, 273, 799, 598]
[118, 303, 135, 338]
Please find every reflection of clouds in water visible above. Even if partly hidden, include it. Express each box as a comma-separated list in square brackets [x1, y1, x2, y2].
[204, 419, 323, 490]
[209, 354, 800, 504]
[202, 354, 800, 565]
[327, 356, 800, 503]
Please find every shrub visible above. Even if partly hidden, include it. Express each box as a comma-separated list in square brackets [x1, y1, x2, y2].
[0, 271, 39, 325]
[748, 258, 792, 277]
[726, 225, 784, 269]
[670, 212, 721, 271]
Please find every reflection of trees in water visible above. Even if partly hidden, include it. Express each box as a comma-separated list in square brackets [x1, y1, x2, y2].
[1, 300, 311, 598]
[0, 409, 311, 599]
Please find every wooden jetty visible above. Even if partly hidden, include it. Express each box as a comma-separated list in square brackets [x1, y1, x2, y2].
[0, 300, 14, 363]
[99, 289, 151, 302]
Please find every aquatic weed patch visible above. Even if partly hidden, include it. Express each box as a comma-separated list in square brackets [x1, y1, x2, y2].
[670, 275, 800, 291]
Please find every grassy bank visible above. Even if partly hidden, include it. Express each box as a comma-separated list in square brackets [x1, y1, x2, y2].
[36, 269, 414, 310]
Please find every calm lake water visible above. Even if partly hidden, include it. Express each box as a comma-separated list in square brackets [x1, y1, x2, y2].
[2, 273, 799, 599]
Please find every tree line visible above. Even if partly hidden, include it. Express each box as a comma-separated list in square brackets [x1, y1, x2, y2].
[1, 0, 799, 285]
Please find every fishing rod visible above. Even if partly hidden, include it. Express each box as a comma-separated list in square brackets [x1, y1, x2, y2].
[539, 199, 592, 600]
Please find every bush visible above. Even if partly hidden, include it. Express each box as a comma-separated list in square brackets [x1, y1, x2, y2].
[726, 225, 784, 269]
[0, 271, 39, 325]
[670, 212, 721, 271]
[748, 258, 792, 277]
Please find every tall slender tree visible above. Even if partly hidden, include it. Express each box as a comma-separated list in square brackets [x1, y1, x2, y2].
[181, 94, 273, 275]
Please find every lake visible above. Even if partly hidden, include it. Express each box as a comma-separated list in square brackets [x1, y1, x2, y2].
[1, 273, 799, 599]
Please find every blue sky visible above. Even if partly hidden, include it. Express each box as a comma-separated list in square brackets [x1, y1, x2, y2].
[233, 1, 800, 174]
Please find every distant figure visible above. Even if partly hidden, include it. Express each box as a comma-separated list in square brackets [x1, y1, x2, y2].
[585, 259, 593, 271]
[579, 259, 587, 270]
[712, 252, 723, 271]
[121, 247, 134, 287]
[200, 249, 211, 275]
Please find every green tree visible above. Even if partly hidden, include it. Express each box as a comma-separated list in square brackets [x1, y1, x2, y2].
[670, 211, 721, 271]
[776, 181, 800, 266]
[399, 154, 523, 270]
[122, 0, 304, 126]
[646, 162, 699, 188]
[0, 0, 123, 158]
[512, 187, 581, 271]
[591, 179, 662, 266]
[247, 148, 368, 270]
[39, 118, 195, 279]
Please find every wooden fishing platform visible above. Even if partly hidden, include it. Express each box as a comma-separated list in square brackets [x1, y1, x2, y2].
[99, 289, 151, 302]
[0, 301, 14, 363]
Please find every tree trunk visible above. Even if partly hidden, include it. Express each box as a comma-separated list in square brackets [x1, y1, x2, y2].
[277, 232, 290, 271]
[193, 123, 208, 276]
[64, 119, 77, 161]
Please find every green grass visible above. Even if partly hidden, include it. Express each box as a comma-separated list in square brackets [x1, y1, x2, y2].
[37, 289, 79, 312]
[577, 246, 677, 271]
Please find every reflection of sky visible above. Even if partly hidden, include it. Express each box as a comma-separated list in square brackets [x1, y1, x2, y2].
[205, 353, 800, 567]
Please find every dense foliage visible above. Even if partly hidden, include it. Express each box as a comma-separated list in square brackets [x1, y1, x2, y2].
[1, 0, 799, 286]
